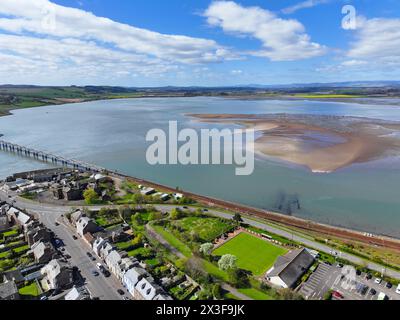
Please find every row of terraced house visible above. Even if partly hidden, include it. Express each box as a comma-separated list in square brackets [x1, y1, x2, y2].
[71, 210, 172, 300]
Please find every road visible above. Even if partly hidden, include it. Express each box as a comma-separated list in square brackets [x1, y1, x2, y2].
[0, 190, 125, 300]
[2, 189, 400, 281]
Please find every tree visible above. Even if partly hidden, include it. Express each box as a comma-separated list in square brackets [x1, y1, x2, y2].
[131, 212, 144, 226]
[232, 213, 243, 225]
[199, 243, 214, 256]
[212, 283, 223, 299]
[218, 254, 237, 271]
[228, 268, 249, 288]
[170, 208, 184, 220]
[83, 188, 99, 204]
[131, 234, 143, 247]
[148, 211, 162, 221]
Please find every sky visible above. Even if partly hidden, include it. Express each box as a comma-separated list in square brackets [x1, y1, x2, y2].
[0, 0, 399, 86]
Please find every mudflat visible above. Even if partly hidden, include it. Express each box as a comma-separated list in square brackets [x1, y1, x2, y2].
[188, 113, 400, 172]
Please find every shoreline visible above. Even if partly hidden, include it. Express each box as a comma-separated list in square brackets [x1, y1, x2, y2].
[1, 94, 400, 120]
[100, 169, 400, 249]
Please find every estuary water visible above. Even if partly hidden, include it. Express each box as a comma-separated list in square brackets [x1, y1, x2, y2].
[1, 97, 400, 237]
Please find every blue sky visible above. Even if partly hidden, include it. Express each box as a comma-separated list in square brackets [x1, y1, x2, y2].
[0, 0, 399, 86]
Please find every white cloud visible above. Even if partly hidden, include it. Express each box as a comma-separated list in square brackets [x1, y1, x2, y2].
[281, 0, 330, 15]
[0, 0, 242, 84]
[204, 1, 326, 61]
[230, 69, 242, 75]
[348, 17, 400, 62]
[0, 0, 236, 64]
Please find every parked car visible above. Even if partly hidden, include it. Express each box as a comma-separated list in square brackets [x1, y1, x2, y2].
[86, 252, 92, 258]
[203, 208, 208, 212]
[91, 256, 96, 261]
[396, 284, 400, 295]
[96, 263, 103, 270]
[123, 297, 130, 300]
[374, 278, 382, 284]
[91, 270, 99, 277]
[117, 289, 125, 296]
[356, 270, 362, 276]
[102, 269, 111, 277]
[360, 285, 369, 296]
[336, 263, 344, 268]
[386, 282, 393, 289]
[365, 274, 372, 280]
[55, 222, 59, 226]
[72, 235, 78, 240]
[332, 291, 344, 299]
[40, 296, 48, 301]
[369, 288, 377, 295]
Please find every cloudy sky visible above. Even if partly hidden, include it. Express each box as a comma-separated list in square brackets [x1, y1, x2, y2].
[0, 0, 399, 86]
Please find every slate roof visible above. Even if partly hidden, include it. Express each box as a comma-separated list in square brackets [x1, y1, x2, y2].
[267, 248, 314, 288]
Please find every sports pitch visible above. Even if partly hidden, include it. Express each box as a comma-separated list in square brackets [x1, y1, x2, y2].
[213, 232, 287, 275]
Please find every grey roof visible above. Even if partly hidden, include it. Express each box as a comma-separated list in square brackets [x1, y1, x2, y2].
[135, 277, 162, 300]
[65, 286, 91, 300]
[123, 267, 148, 287]
[0, 281, 18, 299]
[3, 270, 24, 283]
[267, 248, 314, 288]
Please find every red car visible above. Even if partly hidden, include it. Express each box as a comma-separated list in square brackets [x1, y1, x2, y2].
[332, 291, 344, 299]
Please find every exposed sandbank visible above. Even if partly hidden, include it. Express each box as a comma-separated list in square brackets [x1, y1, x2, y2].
[188, 113, 400, 172]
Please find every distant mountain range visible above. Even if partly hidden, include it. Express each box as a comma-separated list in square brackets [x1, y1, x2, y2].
[1, 81, 400, 90]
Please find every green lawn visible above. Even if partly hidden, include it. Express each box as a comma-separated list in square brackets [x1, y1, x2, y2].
[152, 225, 193, 258]
[2, 229, 18, 237]
[19, 282, 40, 297]
[14, 245, 29, 253]
[173, 216, 234, 242]
[213, 232, 287, 275]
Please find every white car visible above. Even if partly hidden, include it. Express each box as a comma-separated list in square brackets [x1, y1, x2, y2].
[374, 278, 382, 284]
[396, 284, 400, 295]
[96, 263, 103, 270]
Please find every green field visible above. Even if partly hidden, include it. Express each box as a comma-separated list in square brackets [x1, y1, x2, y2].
[173, 216, 234, 242]
[213, 232, 287, 275]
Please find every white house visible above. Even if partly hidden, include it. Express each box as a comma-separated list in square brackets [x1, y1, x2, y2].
[76, 217, 98, 237]
[134, 276, 162, 300]
[266, 248, 314, 289]
[122, 267, 148, 296]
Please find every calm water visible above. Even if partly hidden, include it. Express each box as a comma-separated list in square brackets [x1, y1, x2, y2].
[1, 97, 400, 237]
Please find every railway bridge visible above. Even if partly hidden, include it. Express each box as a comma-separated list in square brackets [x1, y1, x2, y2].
[0, 139, 105, 173]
